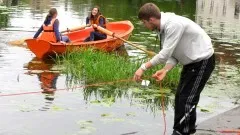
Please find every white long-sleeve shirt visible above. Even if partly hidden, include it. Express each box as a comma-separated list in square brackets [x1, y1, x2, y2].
[150, 12, 214, 67]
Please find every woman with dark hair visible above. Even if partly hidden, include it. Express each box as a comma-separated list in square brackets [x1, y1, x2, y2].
[33, 8, 70, 43]
[84, 6, 107, 42]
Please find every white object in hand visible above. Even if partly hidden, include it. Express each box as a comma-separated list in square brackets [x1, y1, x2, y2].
[141, 80, 150, 86]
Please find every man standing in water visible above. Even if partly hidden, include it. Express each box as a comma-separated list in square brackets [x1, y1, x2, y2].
[133, 3, 215, 135]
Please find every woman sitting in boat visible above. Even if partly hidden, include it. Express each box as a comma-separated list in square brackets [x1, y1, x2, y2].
[33, 8, 70, 43]
[84, 6, 107, 42]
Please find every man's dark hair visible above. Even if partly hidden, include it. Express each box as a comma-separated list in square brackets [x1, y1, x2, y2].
[138, 3, 161, 21]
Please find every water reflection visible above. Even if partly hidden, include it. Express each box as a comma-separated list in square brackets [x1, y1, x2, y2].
[196, 0, 240, 44]
[0, 3, 9, 28]
[25, 58, 59, 111]
[1, 0, 18, 6]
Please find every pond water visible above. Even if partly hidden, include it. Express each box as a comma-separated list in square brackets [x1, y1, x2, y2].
[0, 0, 240, 135]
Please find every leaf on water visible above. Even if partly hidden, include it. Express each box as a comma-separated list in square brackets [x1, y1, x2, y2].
[200, 108, 210, 112]
[19, 104, 35, 112]
[76, 120, 96, 134]
[86, 120, 93, 123]
[77, 120, 93, 125]
[101, 113, 112, 117]
[51, 105, 64, 111]
[126, 112, 136, 117]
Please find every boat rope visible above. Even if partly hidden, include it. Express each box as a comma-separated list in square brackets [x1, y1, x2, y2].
[159, 81, 166, 135]
[0, 77, 134, 97]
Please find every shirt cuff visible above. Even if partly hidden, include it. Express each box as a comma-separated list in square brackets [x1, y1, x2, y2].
[166, 57, 178, 67]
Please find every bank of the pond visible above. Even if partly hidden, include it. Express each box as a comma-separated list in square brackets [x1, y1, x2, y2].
[197, 106, 240, 134]
[56, 49, 181, 89]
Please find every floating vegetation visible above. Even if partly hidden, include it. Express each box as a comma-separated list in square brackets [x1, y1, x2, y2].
[56, 49, 181, 113]
[90, 97, 115, 107]
[200, 108, 210, 112]
[76, 120, 96, 134]
[56, 48, 181, 89]
[19, 104, 36, 112]
[51, 105, 65, 111]
[126, 112, 136, 117]
[100, 114, 125, 123]
[101, 113, 112, 117]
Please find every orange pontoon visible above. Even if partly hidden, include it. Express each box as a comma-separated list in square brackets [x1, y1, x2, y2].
[25, 20, 134, 59]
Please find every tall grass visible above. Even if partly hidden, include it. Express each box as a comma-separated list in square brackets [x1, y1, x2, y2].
[56, 49, 181, 88]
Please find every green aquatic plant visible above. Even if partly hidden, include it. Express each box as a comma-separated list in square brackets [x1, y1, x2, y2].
[56, 48, 181, 89]
[55, 49, 181, 113]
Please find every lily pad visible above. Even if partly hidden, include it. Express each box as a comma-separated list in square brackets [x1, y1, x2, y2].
[51, 105, 64, 111]
[126, 112, 136, 117]
[200, 108, 210, 112]
[101, 113, 112, 117]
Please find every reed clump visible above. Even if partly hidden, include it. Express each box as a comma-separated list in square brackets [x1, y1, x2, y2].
[56, 48, 181, 88]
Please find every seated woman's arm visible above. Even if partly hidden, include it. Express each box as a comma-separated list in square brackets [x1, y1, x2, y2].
[86, 17, 90, 25]
[98, 17, 105, 28]
[53, 19, 61, 42]
[33, 26, 43, 38]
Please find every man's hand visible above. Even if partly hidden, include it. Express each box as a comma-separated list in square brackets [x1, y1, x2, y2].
[152, 68, 168, 81]
[134, 68, 145, 82]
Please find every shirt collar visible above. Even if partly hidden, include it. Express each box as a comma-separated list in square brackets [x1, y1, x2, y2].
[159, 12, 165, 34]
